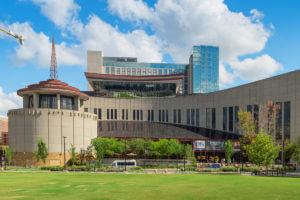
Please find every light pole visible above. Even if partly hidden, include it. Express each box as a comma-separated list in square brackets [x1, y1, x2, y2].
[0, 26, 24, 45]
[63, 136, 66, 167]
[183, 144, 186, 172]
[124, 138, 127, 171]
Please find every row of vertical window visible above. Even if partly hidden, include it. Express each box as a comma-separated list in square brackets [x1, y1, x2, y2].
[133, 110, 143, 121]
[105, 67, 183, 76]
[173, 109, 182, 124]
[158, 110, 169, 122]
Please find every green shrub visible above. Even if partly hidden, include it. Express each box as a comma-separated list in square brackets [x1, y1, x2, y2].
[221, 167, 236, 172]
[168, 164, 177, 168]
[241, 167, 262, 172]
[68, 166, 91, 171]
[40, 166, 63, 171]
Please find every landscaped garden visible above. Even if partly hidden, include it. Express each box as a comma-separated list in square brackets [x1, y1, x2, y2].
[0, 173, 300, 200]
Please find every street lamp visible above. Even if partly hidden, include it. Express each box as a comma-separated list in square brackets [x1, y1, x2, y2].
[124, 138, 127, 171]
[0, 27, 24, 45]
[63, 136, 67, 167]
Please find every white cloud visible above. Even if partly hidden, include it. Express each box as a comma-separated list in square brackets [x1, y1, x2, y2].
[250, 9, 264, 22]
[0, 87, 22, 116]
[71, 15, 163, 62]
[108, 0, 282, 87]
[30, 0, 80, 27]
[219, 63, 235, 87]
[231, 54, 283, 81]
[4, 22, 82, 67]
[108, 0, 154, 22]
[4, 0, 282, 88]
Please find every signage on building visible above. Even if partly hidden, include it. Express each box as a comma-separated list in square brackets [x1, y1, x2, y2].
[193, 140, 205, 151]
[205, 141, 225, 151]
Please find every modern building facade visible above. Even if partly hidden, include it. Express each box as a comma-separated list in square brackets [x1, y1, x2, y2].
[87, 45, 219, 95]
[7, 45, 300, 166]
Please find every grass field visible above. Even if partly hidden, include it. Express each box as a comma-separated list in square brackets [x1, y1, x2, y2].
[0, 173, 300, 200]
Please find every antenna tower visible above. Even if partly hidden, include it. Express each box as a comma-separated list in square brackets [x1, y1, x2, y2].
[50, 35, 58, 79]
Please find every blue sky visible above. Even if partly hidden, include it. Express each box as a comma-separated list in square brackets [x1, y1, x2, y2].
[0, 0, 300, 115]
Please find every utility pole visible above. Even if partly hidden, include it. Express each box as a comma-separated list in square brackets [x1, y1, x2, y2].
[183, 144, 186, 172]
[0, 26, 24, 45]
[63, 136, 66, 167]
[124, 138, 127, 171]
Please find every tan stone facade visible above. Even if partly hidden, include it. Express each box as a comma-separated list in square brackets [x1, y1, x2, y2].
[12, 152, 72, 167]
[84, 70, 300, 143]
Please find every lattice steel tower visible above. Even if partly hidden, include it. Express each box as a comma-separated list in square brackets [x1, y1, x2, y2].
[50, 35, 58, 80]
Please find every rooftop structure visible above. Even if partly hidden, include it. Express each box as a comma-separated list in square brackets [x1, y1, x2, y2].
[87, 45, 219, 95]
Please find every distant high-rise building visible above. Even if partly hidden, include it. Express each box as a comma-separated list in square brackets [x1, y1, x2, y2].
[86, 45, 219, 95]
[189, 46, 219, 94]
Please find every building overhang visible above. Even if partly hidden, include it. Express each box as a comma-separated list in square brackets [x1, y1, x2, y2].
[84, 72, 184, 83]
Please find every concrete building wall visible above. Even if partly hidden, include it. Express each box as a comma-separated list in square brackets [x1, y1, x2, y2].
[83, 70, 300, 143]
[8, 108, 97, 166]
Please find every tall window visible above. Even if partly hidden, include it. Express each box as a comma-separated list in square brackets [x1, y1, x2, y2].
[133, 110, 136, 120]
[28, 95, 34, 108]
[141, 110, 143, 120]
[111, 109, 114, 119]
[173, 109, 176, 123]
[162, 110, 165, 122]
[223, 107, 227, 131]
[94, 108, 97, 115]
[114, 109, 117, 120]
[137, 110, 139, 120]
[159, 110, 161, 122]
[234, 106, 239, 132]
[107, 109, 109, 119]
[178, 109, 181, 124]
[191, 109, 195, 125]
[166, 110, 168, 122]
[148, 110, 150, 121]
[98, 109, 102, 120]
[186, 109, 190, 125]
[39, 94, 57, 109]
[196, 109, 200, 126]
[284, 101, 291, 142]
[276, 102, 282, 142]
[229, 107, 233, 132]
[122, 109, 125, 120]
[206, 108, 211, 128]
[212, 108, 216, 129]
[151, 110, 154, 121]
[126, 109, 128, 120]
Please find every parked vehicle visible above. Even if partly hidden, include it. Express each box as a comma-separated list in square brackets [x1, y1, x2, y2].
[112, 160, 137, 168]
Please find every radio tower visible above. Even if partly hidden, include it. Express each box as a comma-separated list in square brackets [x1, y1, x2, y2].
[50, 34, 58, 80]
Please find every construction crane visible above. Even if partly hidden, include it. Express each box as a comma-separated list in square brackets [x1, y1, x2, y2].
[0, 26, 24, 45]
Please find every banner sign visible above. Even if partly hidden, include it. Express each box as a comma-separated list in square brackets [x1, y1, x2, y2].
[205, 141, 225, 151]
[193, 140, 205, 151]
[193, 140, 240, 151]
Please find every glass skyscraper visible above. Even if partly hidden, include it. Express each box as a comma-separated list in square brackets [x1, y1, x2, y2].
[189, 46, 219, 93]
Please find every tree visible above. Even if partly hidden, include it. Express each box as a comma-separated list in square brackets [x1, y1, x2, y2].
[247, 131, 280, 166]
[128, 138, 145, 156]
[224, 140, 234, 165]
[292, 138, 300, 168]
[283, 142, 296, 163]
[34, 138, 49, 164]
[68, 144, 77, 166]
[5, 146, 12, 165]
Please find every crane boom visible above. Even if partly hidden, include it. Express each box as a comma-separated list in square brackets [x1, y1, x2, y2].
[0, 26, 24, 45]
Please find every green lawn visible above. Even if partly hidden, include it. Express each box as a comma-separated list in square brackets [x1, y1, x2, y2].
[0, 173, 300, 200]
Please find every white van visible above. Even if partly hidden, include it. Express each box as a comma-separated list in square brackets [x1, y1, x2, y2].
[111, 160, 137, 169]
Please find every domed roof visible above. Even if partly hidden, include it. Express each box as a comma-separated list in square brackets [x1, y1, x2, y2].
[17, 79, 89, 100]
